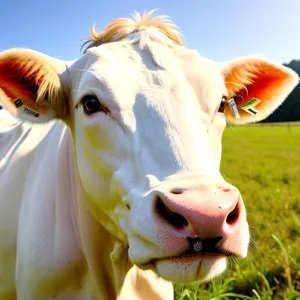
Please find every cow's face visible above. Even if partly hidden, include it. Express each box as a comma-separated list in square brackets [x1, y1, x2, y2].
[0, 27, 298, 283]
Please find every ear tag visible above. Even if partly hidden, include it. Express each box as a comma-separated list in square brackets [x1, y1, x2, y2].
[14, 99, 40, 118]
[239, 97, 261, 115]
[228, 97, 240, 119]
[14, 99, 23, 108]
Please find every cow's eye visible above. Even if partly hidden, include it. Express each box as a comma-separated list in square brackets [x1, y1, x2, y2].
[218, 96, 227, 113]
[82, 95, 107, 115]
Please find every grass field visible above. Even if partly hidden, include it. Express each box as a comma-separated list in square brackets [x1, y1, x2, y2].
[174, 125, 300, 300]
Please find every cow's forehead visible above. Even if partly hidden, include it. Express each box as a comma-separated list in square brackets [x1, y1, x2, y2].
[73, 44, 142, 111]
[71, 33, 226, 114]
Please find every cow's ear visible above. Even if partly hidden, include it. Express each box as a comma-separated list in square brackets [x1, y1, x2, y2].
[0, 48, 69, 123]
[221, 57, 299, 124]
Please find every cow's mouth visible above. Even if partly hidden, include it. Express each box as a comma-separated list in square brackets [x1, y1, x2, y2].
[181, 236, 234, 258]
[138, 246, 231, 283]
[138, 236, 234, 270]
[155, 251, 229, 266]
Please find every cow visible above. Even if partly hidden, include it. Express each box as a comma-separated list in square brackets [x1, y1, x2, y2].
[0, 10, 298, 300]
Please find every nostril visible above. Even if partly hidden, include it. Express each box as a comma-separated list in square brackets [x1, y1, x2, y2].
[226, 201, 240, 225]
[155, 195, 188, 228]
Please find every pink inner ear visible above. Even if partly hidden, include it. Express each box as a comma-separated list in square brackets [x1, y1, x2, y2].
[0, 57, 38, 97]
[0, 56, 50, 113]
[224, 61, 295, 121]
[235, 66, 286, 106]
[235, 77, 274, 104]
[233, 77, 287, 121]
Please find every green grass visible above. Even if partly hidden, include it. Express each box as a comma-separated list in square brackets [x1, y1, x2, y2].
[174, 125, 300, 300]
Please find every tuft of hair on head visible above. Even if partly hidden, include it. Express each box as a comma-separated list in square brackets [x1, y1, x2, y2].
[81, 9, 183, 53]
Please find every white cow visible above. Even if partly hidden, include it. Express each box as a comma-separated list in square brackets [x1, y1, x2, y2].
[0, 11, 298, 300]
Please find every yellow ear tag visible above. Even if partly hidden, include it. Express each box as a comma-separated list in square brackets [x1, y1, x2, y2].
[239, 98, 261, 115]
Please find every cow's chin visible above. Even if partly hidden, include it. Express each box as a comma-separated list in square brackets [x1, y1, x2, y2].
[140, 255, 227, 284]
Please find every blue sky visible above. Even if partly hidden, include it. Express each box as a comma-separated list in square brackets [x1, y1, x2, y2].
[0, 0, 299, 64]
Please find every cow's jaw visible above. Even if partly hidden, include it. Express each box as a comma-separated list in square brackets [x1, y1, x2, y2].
[154, 255, 228, 283]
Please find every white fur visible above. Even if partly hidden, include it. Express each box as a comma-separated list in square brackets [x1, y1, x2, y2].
[0, 27, 298, 299]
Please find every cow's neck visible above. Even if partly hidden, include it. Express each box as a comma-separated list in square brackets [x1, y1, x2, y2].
[76, 192, 132, 298]
[62, 129, 129, 299]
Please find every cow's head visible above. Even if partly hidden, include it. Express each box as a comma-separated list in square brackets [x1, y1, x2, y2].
[0, 11, 298, 283]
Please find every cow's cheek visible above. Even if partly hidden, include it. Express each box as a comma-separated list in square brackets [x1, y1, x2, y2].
[207, 113, 226, 168]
